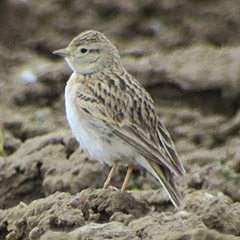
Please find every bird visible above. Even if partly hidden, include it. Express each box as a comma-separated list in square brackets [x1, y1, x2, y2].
[53, 30, 185, 207]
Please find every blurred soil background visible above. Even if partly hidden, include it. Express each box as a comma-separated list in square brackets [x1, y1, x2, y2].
[0, 0, 240, 239]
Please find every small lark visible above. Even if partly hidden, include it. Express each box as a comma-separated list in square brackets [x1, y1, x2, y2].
[53, 30, 185, 207]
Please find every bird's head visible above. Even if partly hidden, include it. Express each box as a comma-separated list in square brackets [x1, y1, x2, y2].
[53, 30, 120, 74]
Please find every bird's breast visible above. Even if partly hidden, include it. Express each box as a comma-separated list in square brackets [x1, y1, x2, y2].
[64, 73, 139, 166]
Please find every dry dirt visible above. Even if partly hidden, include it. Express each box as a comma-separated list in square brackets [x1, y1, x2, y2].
[0, 1, 240, 239]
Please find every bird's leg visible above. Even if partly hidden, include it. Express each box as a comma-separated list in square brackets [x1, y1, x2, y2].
[103, 160, 119, 189]
[121, 164, 134, 191]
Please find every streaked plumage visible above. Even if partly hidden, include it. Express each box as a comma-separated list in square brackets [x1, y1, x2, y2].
[53, 30, 185, 207]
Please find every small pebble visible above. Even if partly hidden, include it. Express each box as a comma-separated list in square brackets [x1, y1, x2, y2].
[21, 70, 37, 83]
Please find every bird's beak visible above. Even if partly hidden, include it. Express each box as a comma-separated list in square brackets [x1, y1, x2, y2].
[53, 48, 71, 57]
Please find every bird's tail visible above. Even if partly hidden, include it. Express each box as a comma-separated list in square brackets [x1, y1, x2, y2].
[149, 161, 183, 208]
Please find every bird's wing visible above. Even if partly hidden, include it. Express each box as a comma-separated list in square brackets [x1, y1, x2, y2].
[76, 72, 185, 176]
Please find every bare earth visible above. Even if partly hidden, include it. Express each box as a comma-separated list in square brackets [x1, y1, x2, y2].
[0, 1, 240, 239]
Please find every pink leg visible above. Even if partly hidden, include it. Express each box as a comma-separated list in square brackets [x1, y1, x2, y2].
[121, 164, 134, 191]
[103, 160, 119, 189]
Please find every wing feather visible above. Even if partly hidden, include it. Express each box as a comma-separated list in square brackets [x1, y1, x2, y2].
[76, 71, 185, 176]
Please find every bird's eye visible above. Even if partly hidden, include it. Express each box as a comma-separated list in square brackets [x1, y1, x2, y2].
[80, 48, 88, 53]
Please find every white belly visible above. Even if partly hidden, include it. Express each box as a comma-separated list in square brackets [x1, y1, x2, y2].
[64, 74, 136, 166]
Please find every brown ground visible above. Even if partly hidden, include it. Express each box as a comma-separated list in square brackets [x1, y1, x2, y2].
[0, 1, 240, 239]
